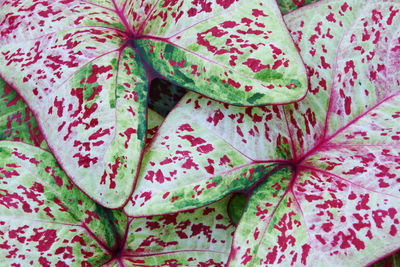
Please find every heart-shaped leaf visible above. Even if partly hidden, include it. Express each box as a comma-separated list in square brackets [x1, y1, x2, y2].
[0, 78, 47, 150]
[133, 0, 307, 105]
[0, 0, 306, 207]
[1, 139, 235, 266]
[0, 141, 122, 265]
[124, 0, 400, 265]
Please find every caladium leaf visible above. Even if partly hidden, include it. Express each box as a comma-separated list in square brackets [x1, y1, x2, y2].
[125, 0, 400, 265]
[1, 139, 234, 267]
[0, 0, 306, 207]
[121, 195, 235, 266]
[1, 71, 160, 156]
[123, 94, 287, 215]
[0, 1, 147, 208]
[277, 0, 320, 14]
[134, 0, 307, 105]
[0, 141, 121, 265]
[0, 78, 48, 150]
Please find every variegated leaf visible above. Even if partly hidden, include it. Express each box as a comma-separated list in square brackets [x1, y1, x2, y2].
[0, 0, 306, 207]
[134, 0, 307, 105]
[0, 141, 122, 266]
[0, 0, 147, 208]
[122, 196, 235, 266]
[125, 0, 400, 265]
[0, 78, 48, 150]
[124, 92, 287, 215]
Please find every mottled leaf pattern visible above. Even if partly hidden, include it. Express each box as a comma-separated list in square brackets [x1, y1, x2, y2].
[0, 141, 115, 266]
[122, 196, 235, 266]
[125, 0, 400, 266]
[228, 167, 300, 266]
[0, 1, 147, 208]
[123, 95, 288, 215]
[134, 0, 307, 105]
[0, 78, 47, 150]
[2, 0, 400, 266]
[1, 140, 237, 266]
[235, 0, 400, 263]
[124, 90, 294, 216]
[0, 0, 306, 207]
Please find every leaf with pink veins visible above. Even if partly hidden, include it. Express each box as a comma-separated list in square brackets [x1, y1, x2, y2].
[121, 195, 235, 266]
[0, 0, 149, 208]
[0, 141, 123, 266]
[133, 0, 307, 105]
[1, 72, 161, 157]
[0, 0, 307, 207]
[0, 78, 48, 150]
[126, 0, 400, 265]
[124, 91, 289, 216]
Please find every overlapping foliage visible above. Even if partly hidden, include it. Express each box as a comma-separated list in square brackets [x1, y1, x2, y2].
[1, 0, 399, 266]
[0, 0, 306, 208]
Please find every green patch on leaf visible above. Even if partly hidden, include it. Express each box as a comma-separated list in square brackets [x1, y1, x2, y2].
[275, 134, 292, 159]
[254, 68, 283, 82]
[246, 93, 265, 105]
[0, 78, 48, 149]
[0, 141, 118, 265]
[228, 193, 247, 225]
[288, 79, 302, 89]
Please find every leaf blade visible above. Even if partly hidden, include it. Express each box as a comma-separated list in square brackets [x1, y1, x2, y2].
[122, 196, 235, 266]
[0, 78, 48, 149]
[134, 0, 308, 105]
[0, 141, 119, 266]
[128, 0, 400, 265]
[0, 1, 148, 208]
